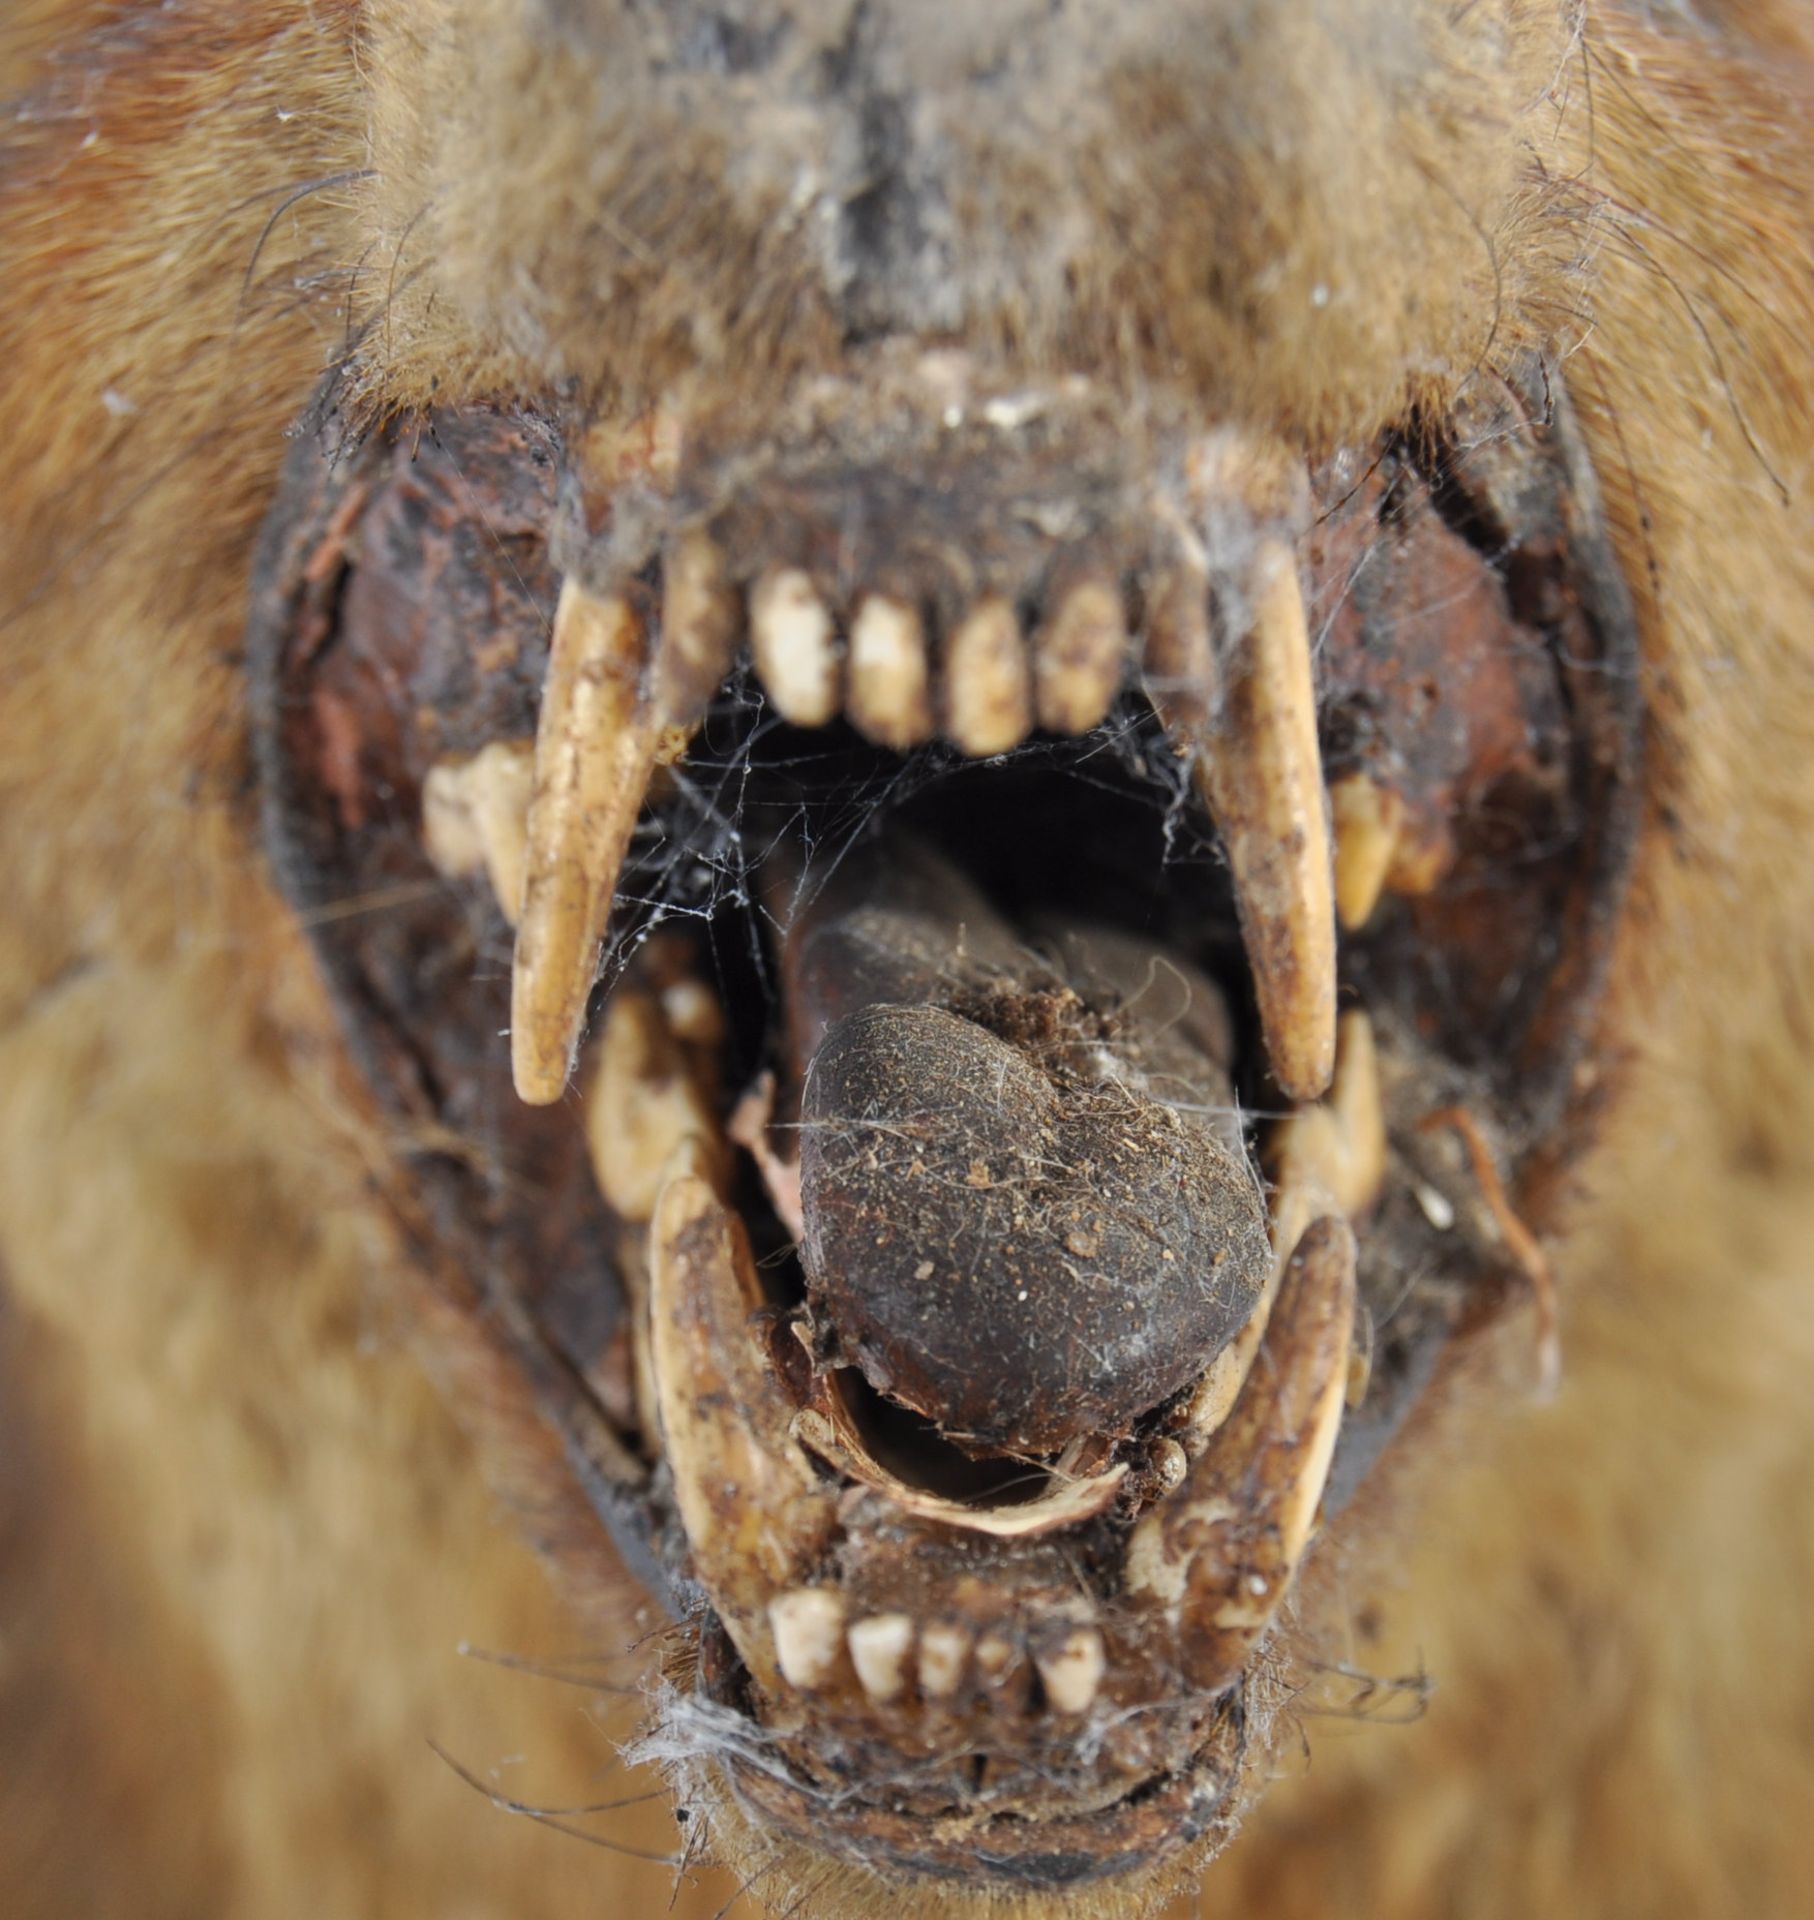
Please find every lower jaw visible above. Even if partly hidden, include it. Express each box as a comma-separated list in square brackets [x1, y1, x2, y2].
[247, 350, 1641, 1891]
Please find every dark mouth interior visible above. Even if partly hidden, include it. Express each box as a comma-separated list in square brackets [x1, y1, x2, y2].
[611, 687, 1263, 1501]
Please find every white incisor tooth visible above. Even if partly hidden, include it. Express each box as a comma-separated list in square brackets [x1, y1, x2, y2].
[944, 592, 1033, 757]
[511, 581, 662, 1106]
[1199, 539, 1337, 1102]
[1126, 1216, 1355, 1689]
[420, 739, 535, 925]
[649, 1173, 836, 1694]
[1035, 572, 1127, 735]
[847, 1613, 916, 1703]
[769, 1588, 847, 1691]
[1036, 1628, 1106, 1715]
[848, 593, 934, 749]
[750, 566, 841, 727]
[657, 528, 742, 726]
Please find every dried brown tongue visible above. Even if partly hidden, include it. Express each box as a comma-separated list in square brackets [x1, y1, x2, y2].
[775, 835, 1272, 1459]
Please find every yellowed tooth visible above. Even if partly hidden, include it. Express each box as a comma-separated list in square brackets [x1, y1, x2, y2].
[421, 738, 536, 925]
[750, 566, 840, 726]
[769, 1588, 848, 1691]
[847, 1613, 916, 1704]
[1142, 557, 1216, 737]
[1126, 1215, 1355, 1689]
[1329, 772, 1406, 931]
[944, 592, 1033, 757]
[584, 985, 723, 1222]
[511, 582, 661, 1106]
[1173, 1010, 1384, 1452]
[1268, 1008, 1387, 1255]
[917, 1622, 972, 1700]
[656, 528, 742, 726]
[648, 1172, 836, 1693]
[1199, 540, 1336, 1103]
[1035, 1627, 1106, 1715]
[848, 592, 935, 749]
[1035, 572, 1127, 735]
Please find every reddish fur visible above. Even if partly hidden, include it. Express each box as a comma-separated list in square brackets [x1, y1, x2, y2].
[1, 4, 1810, 1915]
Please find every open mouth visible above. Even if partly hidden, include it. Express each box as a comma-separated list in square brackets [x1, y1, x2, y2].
[248, 349, 1640, 1894]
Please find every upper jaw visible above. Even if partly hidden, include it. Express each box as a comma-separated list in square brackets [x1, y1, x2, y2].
[248, 348, 1642, 1896]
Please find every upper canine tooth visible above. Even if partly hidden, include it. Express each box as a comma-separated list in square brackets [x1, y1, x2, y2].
[750, 566, 841, 726]
[848, 593, 935, 749]
[511, 581, 661, 1106]
[649, 1173, 837, 1694]
[1198, 541, 1336, 1102]
[656, 529, 742, 726]
[1125, 1215, 1355, 1689]
[1035, 571, 1127, 734]
[944, 592, 1032, 757]
[1142, 557, 1217, 737]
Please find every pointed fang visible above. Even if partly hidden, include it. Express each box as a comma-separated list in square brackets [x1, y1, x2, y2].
[1198, 542, 1337, 1102]
[511, 581, 661, 1105]
[1124, 1214, 1355, 1694]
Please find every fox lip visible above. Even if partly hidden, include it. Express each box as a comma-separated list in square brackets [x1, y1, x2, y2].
[248, 350, 1641, 1892]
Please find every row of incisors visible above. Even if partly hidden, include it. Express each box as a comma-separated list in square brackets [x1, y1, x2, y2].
[766, 1593, 1106, 1715]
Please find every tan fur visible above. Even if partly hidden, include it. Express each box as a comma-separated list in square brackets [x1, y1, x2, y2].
[1, 4, 1810, 1916]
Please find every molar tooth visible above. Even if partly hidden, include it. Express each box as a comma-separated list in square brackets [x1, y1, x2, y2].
[1142, 557, 1217, 737]
[585, 985, 723, 1222]
[649, 1174, 836, 1693]
[1329, 772, 1405, 930]
[1198, 540, 1336, 1102]
[848, 593, 934, 749]
[421, 738, 535, 925]
[656, 529, 742, 726]
[917, 1623, 972, 1700]
[511, 582, 661, 1106]
[770, 1588, 847, 1691]
[1125, 1216, 1355, 1690]
[1035, 572, 1127, 734]
[750, 566, 840, 727]
[944, 592, 1032, 757]
[1036, 1628, 1106, 1715]
[847, 1613, 916, 1703]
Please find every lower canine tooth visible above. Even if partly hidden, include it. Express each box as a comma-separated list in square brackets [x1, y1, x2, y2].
[1199, 540, 1336, 1102]
[1035, 572, 1127, 734]
[511, 582, 660, 1105]
[750, 567, 841, 727]
[656, 529, 741, 726]
[649, 1173, 836, 1692]
[1126, 1215, 1355, 1687]
[848, 593, 934, 749]
[944, 592, 1032, 757]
